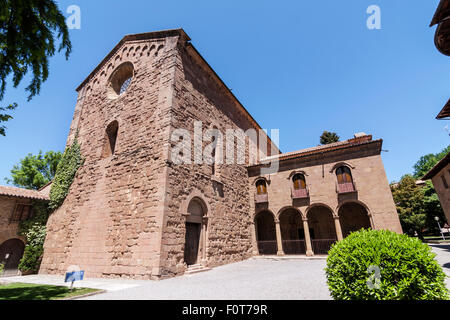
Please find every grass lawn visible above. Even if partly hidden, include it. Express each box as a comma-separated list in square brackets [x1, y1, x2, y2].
[0, 282, 101, 300]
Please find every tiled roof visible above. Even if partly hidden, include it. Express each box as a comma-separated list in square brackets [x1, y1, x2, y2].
[254, 135, 379, 165]
[436, 99, 450, 119]
[422, 152, 450, 180]
[0, 185, 50, 201]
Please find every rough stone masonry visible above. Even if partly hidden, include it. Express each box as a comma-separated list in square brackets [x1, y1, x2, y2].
[35, 29, 402, 280]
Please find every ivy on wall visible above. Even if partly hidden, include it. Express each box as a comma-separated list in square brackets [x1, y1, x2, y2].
[18, 136, 83, 272]
[18, 202, 48, 272]
[49, 135, 83, 210]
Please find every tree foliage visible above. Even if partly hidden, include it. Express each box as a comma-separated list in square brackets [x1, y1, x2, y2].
[320, 131, 340, 145]
[5, 150, 62, 190]
[49, 136, 83, 210]
[0, 0, 71, 135]
[413, 145, 450, 179]
[0, 102, 16, 136]
[391, 175, 427, 239]
[326, 229, 449, 300]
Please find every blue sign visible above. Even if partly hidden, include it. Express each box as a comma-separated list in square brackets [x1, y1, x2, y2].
[65, 270, 84, 283]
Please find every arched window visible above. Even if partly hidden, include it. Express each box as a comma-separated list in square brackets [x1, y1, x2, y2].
[102, 121, 119, 158]
[256, 179, 267, 195]
[292, 174, 306, 190]
[336, 166, 353, 184]
[211, 135, 217, 176]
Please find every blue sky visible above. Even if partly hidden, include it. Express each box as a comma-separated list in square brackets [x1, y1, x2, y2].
[0, 0, 449, 184]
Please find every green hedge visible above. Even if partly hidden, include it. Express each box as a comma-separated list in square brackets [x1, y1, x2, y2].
[325, 229, 449, 300]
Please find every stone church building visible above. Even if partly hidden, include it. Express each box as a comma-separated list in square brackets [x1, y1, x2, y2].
[0, 29, 402, 279]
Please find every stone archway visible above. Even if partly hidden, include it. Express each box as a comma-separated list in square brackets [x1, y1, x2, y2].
[254, 211, 277, 255]
[307, 205, 337, 255]
[279, 208, 305, 254]
[184, 197, 207, 266]
[0, 239, 25, 277]
[338, 202, 372, 237]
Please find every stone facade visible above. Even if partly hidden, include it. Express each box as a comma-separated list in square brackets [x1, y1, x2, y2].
[0, 196, 27, 246]
[36, 29, 402, 280]
[423, 154, 450, 225]
[248, 136, 402, 256]
[0, 186, 49, 276]
[431, 164, 450, 224]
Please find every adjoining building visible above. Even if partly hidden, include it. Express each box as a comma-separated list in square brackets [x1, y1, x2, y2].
[1, 29, 402, 279]
[0, 186, 49, 276]
[422, 0, 450, 225]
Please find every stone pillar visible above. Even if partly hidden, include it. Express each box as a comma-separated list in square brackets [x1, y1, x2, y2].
[201, 217, 208, 264]
[275, 219, 284, 256]
[303, 218, 314, 256]
[333, 215, 344, 241]
[250, 221, 259, 255]
[367, 213, 375, 229]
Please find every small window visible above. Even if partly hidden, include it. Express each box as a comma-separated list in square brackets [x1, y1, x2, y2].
[441, 175, 449, 189]
[292, 174, 306, 190]
[102, 121, 119, 158]
[256, 179, 267, 195]
[336, 166, 353, 184]
[11, 204, 32, 222]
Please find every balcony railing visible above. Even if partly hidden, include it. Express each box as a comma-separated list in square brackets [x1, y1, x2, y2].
[257, 240, 277, 255]
[336, 181, 357, 194]
[311, 239, 336, 255]
[282, 240, 306, 254]
[255, 193, 268, 204]
[291, 186, 309, 199]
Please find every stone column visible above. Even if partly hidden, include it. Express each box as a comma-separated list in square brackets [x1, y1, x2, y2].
[250, 221, 259, 255]
[303, 218, 314, 256]
[201, 217, 208, 264]
[275, 219, 284, 256]
[367, 213, 375, 229]
[333, 215, 344, 241]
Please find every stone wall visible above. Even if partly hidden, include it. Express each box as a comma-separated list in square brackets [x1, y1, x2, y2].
[157, 41, 271, 277]
[0, 196, 28, 245]
[431, 163, 450, 225]
[248, 140, 403, 253]
[40, 34, 182, 279]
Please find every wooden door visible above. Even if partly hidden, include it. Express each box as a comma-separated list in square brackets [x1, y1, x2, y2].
[184, 223, 201, 265]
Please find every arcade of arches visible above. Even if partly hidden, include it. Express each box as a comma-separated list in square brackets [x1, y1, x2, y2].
[254, 202, 372, 256]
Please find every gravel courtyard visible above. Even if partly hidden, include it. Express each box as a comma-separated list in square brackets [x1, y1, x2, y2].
[81, 257, 331, 300]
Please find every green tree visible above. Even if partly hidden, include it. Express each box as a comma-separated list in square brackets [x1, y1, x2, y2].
[391, 175, 427, 240]
[320, 131, 340, 145]
[413, 145, 450, 179]
[5, 151, 62, 190]
[0, 0, 71, 135]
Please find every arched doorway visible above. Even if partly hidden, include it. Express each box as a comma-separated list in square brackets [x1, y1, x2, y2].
[279, 208, 305, 254]
[0, 239, 25, 277]
[255, 211, 277, 255]
[184, 198, 207, 266]
[307, 206, 337, 255]
[338, 202, 371, 237]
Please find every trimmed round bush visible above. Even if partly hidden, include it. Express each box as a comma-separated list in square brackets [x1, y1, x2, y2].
[325, 229, 449, 300]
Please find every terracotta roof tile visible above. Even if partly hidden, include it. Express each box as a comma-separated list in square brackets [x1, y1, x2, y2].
[0, 185, 50, 201]
[255, 135, 378, 165]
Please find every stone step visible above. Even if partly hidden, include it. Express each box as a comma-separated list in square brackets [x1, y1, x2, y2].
[185, 265, 211, 275]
